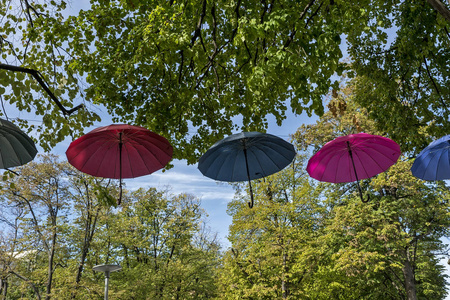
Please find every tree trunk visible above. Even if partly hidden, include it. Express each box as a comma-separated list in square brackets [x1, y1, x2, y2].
[282, 252, 289, 299]
[46, 231, 57, 300]
[402, 259, 417, 300]
[0, 276, 7, 299]
[71, 247, 88, 299]
[71, 207, 99, 299]
[427, 0, 450, 23]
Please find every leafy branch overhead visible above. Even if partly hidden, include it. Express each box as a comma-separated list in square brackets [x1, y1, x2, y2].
[1, 0, 450, 159]
[0, 63, 83, 116]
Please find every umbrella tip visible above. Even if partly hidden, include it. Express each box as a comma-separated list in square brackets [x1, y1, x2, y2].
[248, 193, 254, 208]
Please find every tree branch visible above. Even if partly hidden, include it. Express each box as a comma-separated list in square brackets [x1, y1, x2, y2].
[12, 191, 50, 252]
[283, 0, 316, 49]
[0, 63, 83, 116]
[426, 0, 450, 23]
[190, 0, 207, 48]
[9, 271, 41, 300]
[423, 57, 449, 114]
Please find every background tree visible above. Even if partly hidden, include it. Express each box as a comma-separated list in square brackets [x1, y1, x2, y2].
[218, 78, 450, 299]
[0, 155, 222, 299]
[107, 188, 221, 299]
[0, 154, 72, 300]
[314, 160, 450, 300]
[295, 79, 450, 299]
[217, 152, 328, 299]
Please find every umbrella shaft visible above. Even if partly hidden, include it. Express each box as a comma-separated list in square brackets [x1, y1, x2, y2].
[243, 142, 254, 208]
[347, 141, 366, 201]
[347, 141, 359, 182]
[118, 132, 123, 205]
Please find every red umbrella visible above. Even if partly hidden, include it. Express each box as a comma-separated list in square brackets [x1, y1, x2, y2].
[306, 133, 400, 202]
[66, 124, 173, 204]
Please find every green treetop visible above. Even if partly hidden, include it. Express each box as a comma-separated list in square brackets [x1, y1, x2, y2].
[1, 0, 450, 161]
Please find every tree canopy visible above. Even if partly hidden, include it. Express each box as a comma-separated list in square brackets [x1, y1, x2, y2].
[2, 0, 450, 161]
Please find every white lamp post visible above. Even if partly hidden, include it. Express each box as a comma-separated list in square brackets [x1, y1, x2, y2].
[93, 264, 122, 300]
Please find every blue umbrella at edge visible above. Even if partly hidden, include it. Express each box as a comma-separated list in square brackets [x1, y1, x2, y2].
[411, 134, 450, 180]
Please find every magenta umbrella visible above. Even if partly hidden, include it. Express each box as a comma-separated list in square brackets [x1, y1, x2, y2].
[306, 133, 401, 202]
[66, 124, 173, 204]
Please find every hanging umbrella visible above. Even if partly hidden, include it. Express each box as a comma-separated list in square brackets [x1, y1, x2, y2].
[411, 134, 450, 180]
[306, 133, 401, 202]
[198, 132, 296, 208]
[0, 118, 37, 169]
[66, 124, 173, 204]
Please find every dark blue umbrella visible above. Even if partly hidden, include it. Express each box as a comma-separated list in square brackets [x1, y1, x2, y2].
[0, 118, 37, 169]
[198, 132, 296, 208]
[411, 134, 450, 180]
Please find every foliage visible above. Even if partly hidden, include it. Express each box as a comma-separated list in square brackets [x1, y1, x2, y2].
[4, 0, 450, 162]
[348, 1, 450, 153]
[107, 189, 221, 299]
[63, 0, 349, 162]
[0, 0, 100, 151]
[1, 0, 450, 163]
[217, 152, 328, 299]
[0, 155, 221, 299]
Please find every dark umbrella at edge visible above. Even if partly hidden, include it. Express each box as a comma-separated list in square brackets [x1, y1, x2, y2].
[0, 118, 37, 170]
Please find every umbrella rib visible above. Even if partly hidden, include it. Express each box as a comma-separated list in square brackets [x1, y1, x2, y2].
[83, 140, 118, 177]
[122, 141, 133, 178]
[426, 149, 445, 180]
[132, 135, 171, 174]
[257, 142, 294, 167]
[252, 144, 285, 177]
[351, 150, 368, 180]
[318, 148, 347, 182]
[202, 146, 236, 181]
[334, 151, 352, 183]
[0, 133, 8, 167]
[435, 150, 446, 180]
[2, 133, 15, 161]
[228, 150, 242, 181]
[259, 139, 295, 162]
[2, 132, 22, 167]
[222, 148, 241, 181]
[352, 143, 398, 179]
[128, 143, 144, 178]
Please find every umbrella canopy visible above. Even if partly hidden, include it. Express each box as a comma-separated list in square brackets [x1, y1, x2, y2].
[411, 134, 450, 181]
[0, 118, 37, 169]
[198, 131, 296, 207]
[307, 133, 401, 202]
[66, 124, 173, 204]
